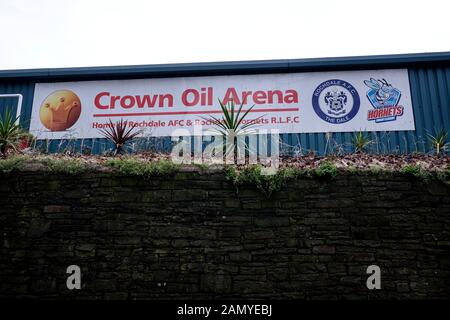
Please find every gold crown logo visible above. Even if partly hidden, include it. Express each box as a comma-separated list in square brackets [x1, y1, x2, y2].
[39, 90, 82, 131]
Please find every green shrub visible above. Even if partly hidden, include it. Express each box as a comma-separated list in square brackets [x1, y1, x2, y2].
[347, 165, 358, 175]
[45, 158, 85, 175]
[224, 165, 238, 184]
[107, 158, 178, 176]
[315, 161, 338, 179]
[434, 166, 450, 185]
[368, 165, 384, 176]
[225, 165, 307, 198]
[150, 159, 179, 176]
[225, 161, 337, 198]
[0, 155, 28, 173]
[400, 164, 427, 179]
[193, 162, 209, 171]
[107, 158, 146, 175]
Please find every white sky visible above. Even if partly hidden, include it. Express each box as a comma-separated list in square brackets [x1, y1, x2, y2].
[0, 0, 449, 70]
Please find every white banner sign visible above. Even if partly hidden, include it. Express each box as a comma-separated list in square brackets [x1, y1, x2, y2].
[30, 69, 415, 138]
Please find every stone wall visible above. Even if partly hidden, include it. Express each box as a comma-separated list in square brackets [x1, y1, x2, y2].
[1, 168, 449, 299]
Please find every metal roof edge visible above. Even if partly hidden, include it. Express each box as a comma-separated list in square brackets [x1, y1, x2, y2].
[1, 51, 450, 81]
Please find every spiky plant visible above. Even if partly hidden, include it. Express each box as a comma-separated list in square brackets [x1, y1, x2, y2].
[98, 118, 142, 156]
[352, 131, 372, 153]
[427, 128, 449, 156]
[202, 99, 263, 162]
[204, 99, 260, 135]
[0, 110, 22, 157]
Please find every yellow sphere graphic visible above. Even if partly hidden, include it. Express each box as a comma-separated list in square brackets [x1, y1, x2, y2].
[39, 90, 82, 131]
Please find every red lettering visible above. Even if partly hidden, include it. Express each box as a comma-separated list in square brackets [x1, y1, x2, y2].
[253, 91, 267, 104]
[159, 94, 173, 108]
[241, 91, 252, 104]
[268, 90, 283, 104]
[284, 90, 299, 103]
[136, 95, 158, 108]
[94, 92, 110, 109]
[120, 95, 135, 109]
[110, 95, 120, 109]
[222, 88, 241, 105]
[368, 106, 404, 120]
[208, 87, 213, 106]
[222, 88, 299, 105]
[182, 89, 199, 106]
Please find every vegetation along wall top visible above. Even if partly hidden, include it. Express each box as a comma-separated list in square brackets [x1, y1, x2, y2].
[0, 52, 449, 155]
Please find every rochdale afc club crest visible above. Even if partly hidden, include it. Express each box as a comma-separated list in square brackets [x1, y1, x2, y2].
[312, 79, 360, 124]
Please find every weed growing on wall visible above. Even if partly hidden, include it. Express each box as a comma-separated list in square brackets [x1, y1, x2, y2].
[400, 164, 450, 184]
[315, 161, 338, 179]
[368, 165, 382, 175]
[400, 164, 428, 180]
[0, 156, 86, 175]
[44, 158, 85, 175]
[106, 158, 179, 177]
[225, 165, 313, 198]
[0, 155, 29, 173]
[106, 158, 146, 175]
[435, 166, 450, 185]
[1, 155, 449, 195]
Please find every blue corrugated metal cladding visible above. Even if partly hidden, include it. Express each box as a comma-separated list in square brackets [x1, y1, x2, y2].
[0, 52, 449, 155]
